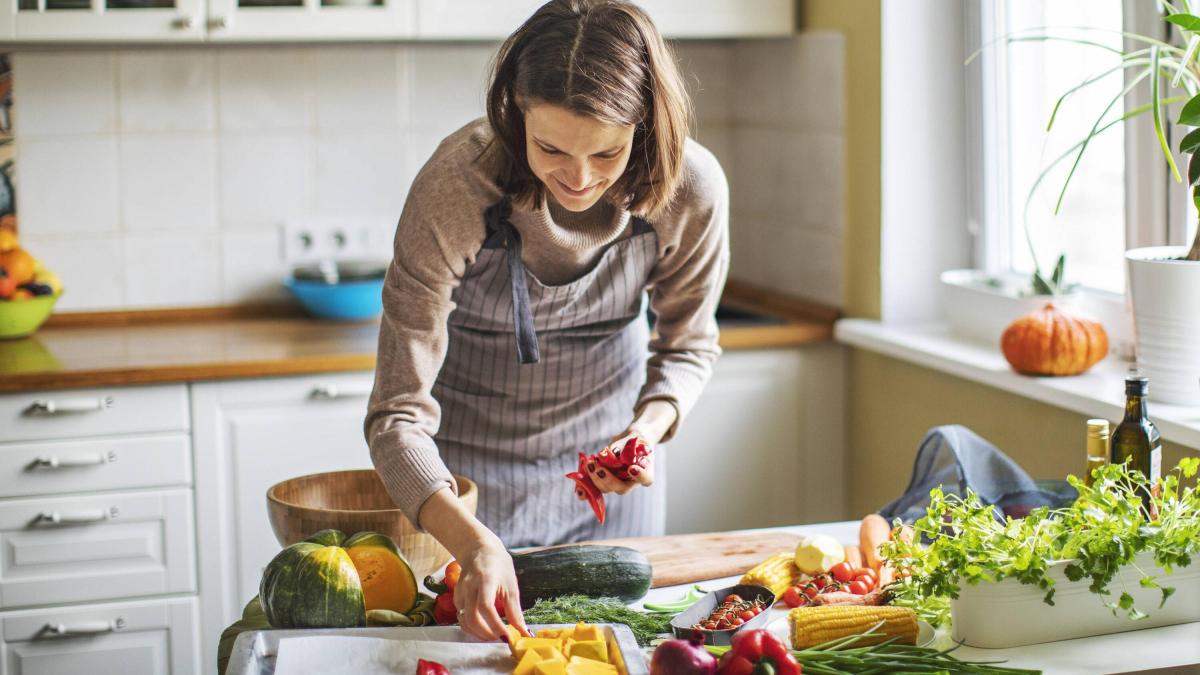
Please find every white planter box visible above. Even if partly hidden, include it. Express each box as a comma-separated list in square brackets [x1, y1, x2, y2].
[951, 552, 1200, 648]
[939, 270, 1082, 346]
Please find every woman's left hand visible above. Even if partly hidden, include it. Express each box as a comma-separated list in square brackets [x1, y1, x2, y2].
[584, 431, 655, 496]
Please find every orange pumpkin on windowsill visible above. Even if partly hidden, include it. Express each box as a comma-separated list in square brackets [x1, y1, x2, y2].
[1001, 303, 1109, 376]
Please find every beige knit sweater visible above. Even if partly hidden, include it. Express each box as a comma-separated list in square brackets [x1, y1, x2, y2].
[365, 119, 730, 526]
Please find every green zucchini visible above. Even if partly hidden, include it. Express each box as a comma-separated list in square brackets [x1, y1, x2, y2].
[512, 545, 652, 609]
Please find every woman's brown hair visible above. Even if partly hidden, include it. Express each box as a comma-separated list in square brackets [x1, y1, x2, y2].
[485, 0, 691, 218]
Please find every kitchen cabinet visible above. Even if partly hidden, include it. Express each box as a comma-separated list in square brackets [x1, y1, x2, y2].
[0, 0, 791, 43]
[1, 596, 200, 675]
[191, 371, 375, 675]
[0, 384, 198, 675]
[665, 345, 846, 534]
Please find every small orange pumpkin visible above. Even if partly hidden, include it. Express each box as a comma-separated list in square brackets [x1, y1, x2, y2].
[1001, 303, 1109, 376]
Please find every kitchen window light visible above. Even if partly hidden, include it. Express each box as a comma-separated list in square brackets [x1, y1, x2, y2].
[967, 0, 1199, 297]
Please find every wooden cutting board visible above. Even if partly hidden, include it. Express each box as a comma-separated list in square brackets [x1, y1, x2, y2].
[574, 531, 802, 588]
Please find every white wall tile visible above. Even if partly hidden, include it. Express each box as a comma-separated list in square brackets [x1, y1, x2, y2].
[122, 232, 222, 308]
[408, 44, 494, 136]
[12, 51, 116, 136]
[217, 48, 315, 132]
[117, 50, 215, 133]
[17, 137, 119, 236]
[731, 32, 844, 132]
[674, 42, 734, 125]
[218, 134, 313, 230]
[765, 226, 842, 306]
[728, 214, 768, 289]
[315, 132, 408, 218]
[221, 228, 290, 304]
[119, 136, 216, 232]
[730, 126, 784, 219]
[19, 234, 125, 311]
[785, 132, 843, 235]
[315, 46, 403, 131]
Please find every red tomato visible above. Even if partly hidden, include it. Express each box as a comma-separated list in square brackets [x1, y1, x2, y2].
[444, 560, 462, 592]
[725, 594, 743, 604]
[739, 610, 755, 621]
[854, 573, 877, 590]
[853, 567, 877, 583]
[716, 618, 731, 629]
[848, 580, 871, 596]
[780, 586, 804, 608]
[830, 561, 855, 584]
[812, 575, 829, 590]
[802, 585, 819, 600]
[731, 617, 745, 627]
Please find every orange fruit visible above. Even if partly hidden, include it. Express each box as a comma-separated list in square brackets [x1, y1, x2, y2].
[0, 247, 35, 285]
[0, 228, 16, 253]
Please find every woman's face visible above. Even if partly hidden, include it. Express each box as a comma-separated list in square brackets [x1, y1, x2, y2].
[523, 102, 636, 212]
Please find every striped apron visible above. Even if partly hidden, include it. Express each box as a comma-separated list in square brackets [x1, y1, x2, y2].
[432, 198, 665, 548]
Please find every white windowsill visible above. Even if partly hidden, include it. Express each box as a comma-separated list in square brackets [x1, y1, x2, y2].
[835, 319, 1200, 450]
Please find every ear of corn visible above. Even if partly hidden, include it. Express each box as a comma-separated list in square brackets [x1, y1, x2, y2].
[738, 551, 800, 597]
[788, 605, 918, 650]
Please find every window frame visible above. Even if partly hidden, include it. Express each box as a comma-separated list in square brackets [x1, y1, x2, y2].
[965, 0, 1179, 293]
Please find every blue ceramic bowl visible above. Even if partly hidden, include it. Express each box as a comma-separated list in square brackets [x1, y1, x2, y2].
[285, 277, 384, 321]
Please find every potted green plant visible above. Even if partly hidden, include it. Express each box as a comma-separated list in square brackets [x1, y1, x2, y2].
[1019, 7, 1200, 404]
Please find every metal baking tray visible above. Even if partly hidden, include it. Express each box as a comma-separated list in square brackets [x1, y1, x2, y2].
[670, 583, 775, 646]
[226, 623, 649, 675]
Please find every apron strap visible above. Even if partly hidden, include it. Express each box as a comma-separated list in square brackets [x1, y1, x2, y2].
[484, 198, 541, 365]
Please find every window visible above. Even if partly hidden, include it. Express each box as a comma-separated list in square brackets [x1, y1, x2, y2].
[973, 0, 1197, 295]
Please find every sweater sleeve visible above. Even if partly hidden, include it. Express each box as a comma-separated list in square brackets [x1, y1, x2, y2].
[364, 125, 497, 529]
[636, 140, 731, 440]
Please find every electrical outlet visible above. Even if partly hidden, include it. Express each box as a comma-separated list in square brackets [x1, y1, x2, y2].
[281, 217, 395, 266]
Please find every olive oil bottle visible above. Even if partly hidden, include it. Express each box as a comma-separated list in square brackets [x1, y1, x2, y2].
[1084, 419, 1108, 487]
[1109, 375, 1162, 516]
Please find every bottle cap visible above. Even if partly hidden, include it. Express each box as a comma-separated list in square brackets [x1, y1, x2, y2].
[1125, 375, 1149, 396]
[1086, 419, 1109, 438]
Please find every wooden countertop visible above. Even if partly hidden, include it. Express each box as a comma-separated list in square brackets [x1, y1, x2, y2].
[0, 281, 836, 393]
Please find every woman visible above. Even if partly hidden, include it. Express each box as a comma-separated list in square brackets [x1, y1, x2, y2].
[365, 0, 728, 641]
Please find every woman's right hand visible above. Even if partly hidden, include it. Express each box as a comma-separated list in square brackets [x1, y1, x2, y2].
[453, 534, 530, 642]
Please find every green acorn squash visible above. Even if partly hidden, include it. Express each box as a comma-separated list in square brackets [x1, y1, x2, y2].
[259, 529, 418, 628]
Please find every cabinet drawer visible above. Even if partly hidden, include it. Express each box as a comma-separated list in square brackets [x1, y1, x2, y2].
[0, 435, 192, 498]
[0, 385, 189, 444]
[0, 490, 196, 609]
[1, 596, 199, 675]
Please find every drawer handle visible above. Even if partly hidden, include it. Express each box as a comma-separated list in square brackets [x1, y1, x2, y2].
[25, 396, 114, 416]
[309, 384, 372, 400]
[32, 508, 116, 525]
[31, 451, 115, 469]
[41, 618, 124, 637]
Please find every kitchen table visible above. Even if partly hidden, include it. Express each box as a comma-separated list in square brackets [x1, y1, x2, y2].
[632, 521, 1200, 675]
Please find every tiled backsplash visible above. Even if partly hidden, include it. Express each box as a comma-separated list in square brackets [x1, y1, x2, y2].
[12, 35, 842, 312]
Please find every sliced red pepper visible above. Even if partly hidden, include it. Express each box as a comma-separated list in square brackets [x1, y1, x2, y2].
[416, 658, 451, 675]
[618, 438, 640, 465]
[717, 629, 802, 675]
[566, 453, 605, 524]
[595, 447, 624, 470]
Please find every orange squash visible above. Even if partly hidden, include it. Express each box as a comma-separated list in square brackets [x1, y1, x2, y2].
[1001, 303, 1109, 376]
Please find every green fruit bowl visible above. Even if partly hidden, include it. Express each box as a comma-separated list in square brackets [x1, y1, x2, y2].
[0, 292, 61, 339]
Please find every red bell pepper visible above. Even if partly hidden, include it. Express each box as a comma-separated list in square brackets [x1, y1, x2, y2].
[566, 452, 606, 524]
[716, 629, 801, 675]
[433, 592, 458, 626]
[416, 659, 451, 675]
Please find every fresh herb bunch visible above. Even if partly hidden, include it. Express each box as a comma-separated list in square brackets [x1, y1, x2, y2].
[883, 458, 1200, 627]
[521, 595, 672, 646]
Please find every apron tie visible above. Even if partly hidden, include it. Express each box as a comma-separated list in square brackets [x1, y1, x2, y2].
[485, 199, 540, 364]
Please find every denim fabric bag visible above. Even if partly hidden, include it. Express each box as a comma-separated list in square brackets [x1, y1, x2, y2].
[878, 425, 1078, 524]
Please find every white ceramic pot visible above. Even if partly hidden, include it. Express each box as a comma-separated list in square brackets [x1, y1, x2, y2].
[1126, 246, 1200, 406]
[939, 269, 1083, 345]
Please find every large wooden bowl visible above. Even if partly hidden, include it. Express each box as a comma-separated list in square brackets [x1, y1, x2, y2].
[267, 469, 477, 581]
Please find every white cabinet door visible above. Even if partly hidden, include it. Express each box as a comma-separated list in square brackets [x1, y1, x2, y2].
[0, 0, 205, 41]
[204, 0, 414, 41]
[640, 0, 794, 38]
[414, 0, 541, 40]
[664, 345, 846, 534]
[1, 596, 199, 675]
[0, 489, 196, 609]
[191, 371, 375, 675]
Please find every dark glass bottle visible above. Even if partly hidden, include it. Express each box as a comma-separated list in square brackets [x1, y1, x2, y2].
[1109, 375, 1162, 516]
